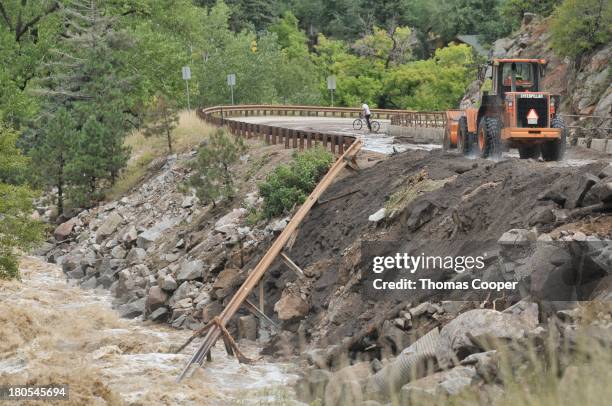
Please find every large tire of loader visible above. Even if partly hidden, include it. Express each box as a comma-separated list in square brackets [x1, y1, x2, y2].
[443, 125, 452, 150]
[541, 117, 567, 161]
[476, 116, 502, 159]
[457, 116, 470, 155]
[518, 144, 541, 159]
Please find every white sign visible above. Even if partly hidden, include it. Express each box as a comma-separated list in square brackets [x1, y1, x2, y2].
[182, 66, 191, 80]
[227, 73, 236, 86]
[327, 75, 336, 90]
[527, 109, 539, 125]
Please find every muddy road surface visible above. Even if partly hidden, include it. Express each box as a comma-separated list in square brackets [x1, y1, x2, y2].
[0, 257, 298, 405]
[234, 116, 610, 166]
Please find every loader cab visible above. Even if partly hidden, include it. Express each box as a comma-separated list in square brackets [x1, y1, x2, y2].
[491, 59, 546, 98]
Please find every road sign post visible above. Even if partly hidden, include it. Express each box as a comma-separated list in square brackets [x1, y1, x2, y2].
[327, 75, 336, 107]
[227, 73, 236, 105]
[182, 66, 192, 110]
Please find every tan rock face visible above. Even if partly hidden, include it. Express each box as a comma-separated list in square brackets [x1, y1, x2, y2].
[96, 212, 123, 243]
[274, 289, 309, 321]
[146, 286, 168, 313]
[54, 218, 79, 241]
[212, 267, 242, 290]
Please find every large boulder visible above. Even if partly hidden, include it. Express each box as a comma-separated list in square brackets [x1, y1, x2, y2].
[400, 366, 478, 404]
[440, 309, 533, 359]
[158, 274, 178, 291]
[148, 307, 168, 321]
[212, 267, 243, 298]
[122, 225, 138, 245]
[274, 289, 309, 321]
[54, 217, 79, 241]
[118, 297, 146, 318]
[110, 245, 127, 259]
[237, 315, 258, 340]
[176, 259, 204, 282]
[96, 212, 123, 243]
[214, 208, 247, 235]
[146, 286, 168, 313]
[168, 281, 196, 308]
[584, 181, 612, 205]
[137, 219, 176, 249]
[565, 173, 600, 209]
[324, 362, 373, 405]
[61, 254, 82, 275]
[126, 247, 146, 265]
[137, 228, 161, 249]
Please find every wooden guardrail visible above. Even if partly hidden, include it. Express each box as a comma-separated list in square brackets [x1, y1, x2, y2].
[198, 105, 358, 154]
[389, 111, 447, 128]
[197, 104, 448, 154]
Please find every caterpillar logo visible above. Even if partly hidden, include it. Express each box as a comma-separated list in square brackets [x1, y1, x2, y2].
[519, 94, 545, 99]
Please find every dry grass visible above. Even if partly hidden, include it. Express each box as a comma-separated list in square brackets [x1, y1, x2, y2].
[125, 110, 209, 162]
[107, 110, 212, 201]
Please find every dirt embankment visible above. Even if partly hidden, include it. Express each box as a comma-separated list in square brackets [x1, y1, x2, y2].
[262, 149, 611, 353]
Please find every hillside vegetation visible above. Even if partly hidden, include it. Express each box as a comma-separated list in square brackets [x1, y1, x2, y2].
[0, 0, 610, 278]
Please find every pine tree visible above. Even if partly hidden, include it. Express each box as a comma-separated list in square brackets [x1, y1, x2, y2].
[33, 0, 134, 208]
[31, 108, 76, 215]
[188, 128, 247, 207]
[142, 95, 180, 154]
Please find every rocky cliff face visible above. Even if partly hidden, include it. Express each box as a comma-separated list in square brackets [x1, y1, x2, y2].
[462, 16, 611, 136]
[43, 144, 294, 338]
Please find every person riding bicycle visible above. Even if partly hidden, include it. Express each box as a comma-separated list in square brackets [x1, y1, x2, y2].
[361, 102, 372, 131]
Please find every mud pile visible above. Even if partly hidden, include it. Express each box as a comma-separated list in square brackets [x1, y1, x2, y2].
[271, 149, 612, 404]
[268, 150, 608, 344]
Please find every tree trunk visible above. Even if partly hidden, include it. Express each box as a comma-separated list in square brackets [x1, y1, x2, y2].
[56, 155, 65, 216]
[57, 170, 64, 216]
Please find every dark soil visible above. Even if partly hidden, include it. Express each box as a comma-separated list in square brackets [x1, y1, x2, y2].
[257, 148, 610, 356]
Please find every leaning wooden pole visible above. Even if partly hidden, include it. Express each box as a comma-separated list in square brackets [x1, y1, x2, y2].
[177, 140, 362, 382]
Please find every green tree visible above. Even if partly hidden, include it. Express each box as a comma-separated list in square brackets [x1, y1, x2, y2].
[551, 0, 611, 57]
[188, 128, 247, 206]
[31, 108, 76, 215]
[0, 125, 44, 279]
[34, 0, 133, 207]
[383, 44, 475, 110]
[197, 3, 320, 106]
[0, 0, 63, 127]
[268, 11, 309, 59]
[109, 0, 206, 108]
[313, 34, 384, 107]
[142, 95, 179, 154]
[500, 0, 562, 23]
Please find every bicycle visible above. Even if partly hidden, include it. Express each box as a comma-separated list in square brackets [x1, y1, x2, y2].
[352, 115, 381, 133]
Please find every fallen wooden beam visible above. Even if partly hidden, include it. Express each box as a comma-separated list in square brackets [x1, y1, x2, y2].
[177, 140, 363, 381]
[244, 299, 280, 329]
[280, 251, 305, 277]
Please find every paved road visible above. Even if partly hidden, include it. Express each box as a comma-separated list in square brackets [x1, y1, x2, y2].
[234, 116, 610, 166]
[235, 116, 438, 155]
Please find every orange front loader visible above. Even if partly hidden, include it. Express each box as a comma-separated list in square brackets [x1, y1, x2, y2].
[444, 58, 567, 161]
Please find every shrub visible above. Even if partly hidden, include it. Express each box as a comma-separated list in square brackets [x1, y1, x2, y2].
[259, 147, 333, 218]
[551, 0, 611, 57]
[0, 125, 44, 279]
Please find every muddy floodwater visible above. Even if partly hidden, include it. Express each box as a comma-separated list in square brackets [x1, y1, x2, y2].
[0, 257, 299, 405]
